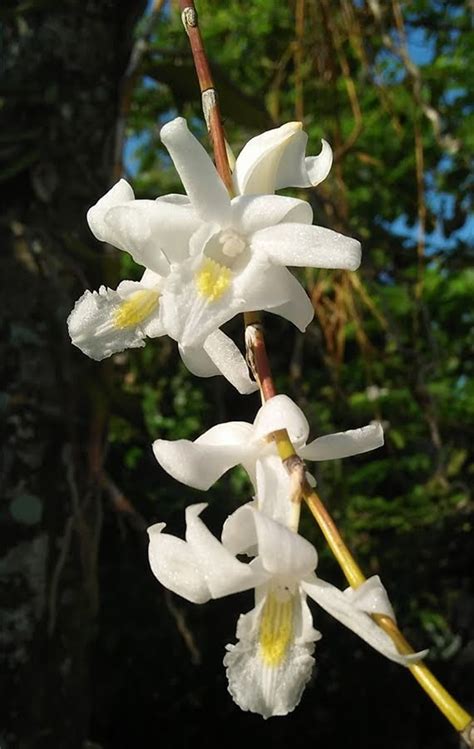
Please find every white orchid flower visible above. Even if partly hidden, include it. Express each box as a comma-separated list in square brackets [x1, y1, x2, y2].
[231, 120, 333, 196]
[153, 394, 384, 526]
[148, 503, 426, 718]
[67, 180, 257, 394]
[157, 117, 359, 347]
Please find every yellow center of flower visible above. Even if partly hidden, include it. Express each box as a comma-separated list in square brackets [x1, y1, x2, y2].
[113, 289, 159, 329]
[259, 592, 294, 666]
[195, 258, 231, 303]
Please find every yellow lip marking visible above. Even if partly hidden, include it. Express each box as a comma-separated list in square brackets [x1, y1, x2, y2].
[113, 289, 159, 329]
[195, 258, 231, 303]
[259, 592, 294, 666]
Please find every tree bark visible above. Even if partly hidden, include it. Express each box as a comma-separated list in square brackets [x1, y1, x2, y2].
[0, 1, 145, 746]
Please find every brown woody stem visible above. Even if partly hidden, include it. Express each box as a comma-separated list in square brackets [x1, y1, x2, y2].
[179, 0, 234, 194]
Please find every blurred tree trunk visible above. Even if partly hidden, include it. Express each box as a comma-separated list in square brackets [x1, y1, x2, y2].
[0, 1, 145, 747]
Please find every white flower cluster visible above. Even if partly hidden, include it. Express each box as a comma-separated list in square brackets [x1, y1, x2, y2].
[68, 119, 426, 718]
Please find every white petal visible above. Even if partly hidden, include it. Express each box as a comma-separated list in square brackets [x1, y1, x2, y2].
[253, 394, 310, 447]
[271, 129, 332, 190]
[304, 140, 333, 187]
[156, 193, 191, 206]
[87, 179, 134, 243]
[140, 268, 165, 288]
[160, 255, 247, 348]
[252, 509, 318, 578]
[160, 117, 231, 226]
[104, 199, 200, 271]
[185, 504, 263, 598]
[232, 261, 301, 320]
[67, 283, 163, 361]
[152, 422, 254, 490]
[224, 507, 317, 578]
[164, 232, 305, 347]
[224, 590, 317, 718]
[251, 223, 362, 271]
[343, 575, 395, 619]
[222, 503, 259, 556]
[266, 269, 314, 332]
[299, 422, 384, 461]
[203, 330, 258, 394]
[233, 122, 332, 195]
[178, 333, 258, 395]
[231, 194, 313, 237]
[254, 455, 293, 527]
[162, 245, 290, 348]
[147, 522, 211, 603]
[178, 342, 220, 378]
[302, 575, 427, 665]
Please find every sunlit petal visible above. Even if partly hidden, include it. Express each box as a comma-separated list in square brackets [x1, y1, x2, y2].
[233, 122, 332, 195]
[87, 178, 134, 245]
[224, 589, 317, 718]
[251, 223, 361, 271]
[343, 575, 395, 619]
[68, 282, 163, 361]
[302, 575, 427, 665]
[255, 455, 293, 527]
[104, 199, 199, 272]
[300, 422, 384, 461]
[231, 194, 313, 236]
[203, 330, 258, 394]
[253, 394, 310, 447]
[185, 504, 263, 597]
[160, 117, 231, 226]
[252, 509, 318, 578]
[147, 522, 211, 604]
[153, 423, 253, 490]
[266, 269, 315, 332]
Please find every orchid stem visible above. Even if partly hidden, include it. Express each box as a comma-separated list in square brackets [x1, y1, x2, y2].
[304, 486, 473, 736]
[179, 0, 234, 195]
[181, 5, 473, 745]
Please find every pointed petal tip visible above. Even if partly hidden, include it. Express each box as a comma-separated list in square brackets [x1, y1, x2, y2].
[283, 121, 303, 133]
[346, 239, 362, 271]
[185, 502, 209, 521]
[160, 116, 187, 143]
[371, 422, 384, 446]
[147, 522, 166, 538]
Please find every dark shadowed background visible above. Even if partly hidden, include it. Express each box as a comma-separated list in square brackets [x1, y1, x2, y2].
[1, 1, 473, 747]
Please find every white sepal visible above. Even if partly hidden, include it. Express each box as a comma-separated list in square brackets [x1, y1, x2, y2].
[251, 223, 362, 271]
[299, 422, 384, 461]
[152, 422, 254, 491]
[178, 331, 258, 395]
[253, 394, 310, 447]
[231, 194, 313, 236]
[203, 330, 258, 395]
[185, 504, 264, 598]
[233, 122, 333, 195]
[147, 522, 211, 604]
[87, 179, 134, 244]
[67, 282, 163, 361]
[302, 574, 428, 666]
[160, 117, 231, 226]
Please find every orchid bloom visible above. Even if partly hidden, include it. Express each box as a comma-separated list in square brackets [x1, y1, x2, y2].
[153, 394, 384, 526]
[159, 117, 360, 347]
[71, 118, 360, 356]
[67, 180, 257, 394]
[148, 503, 426, 718]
